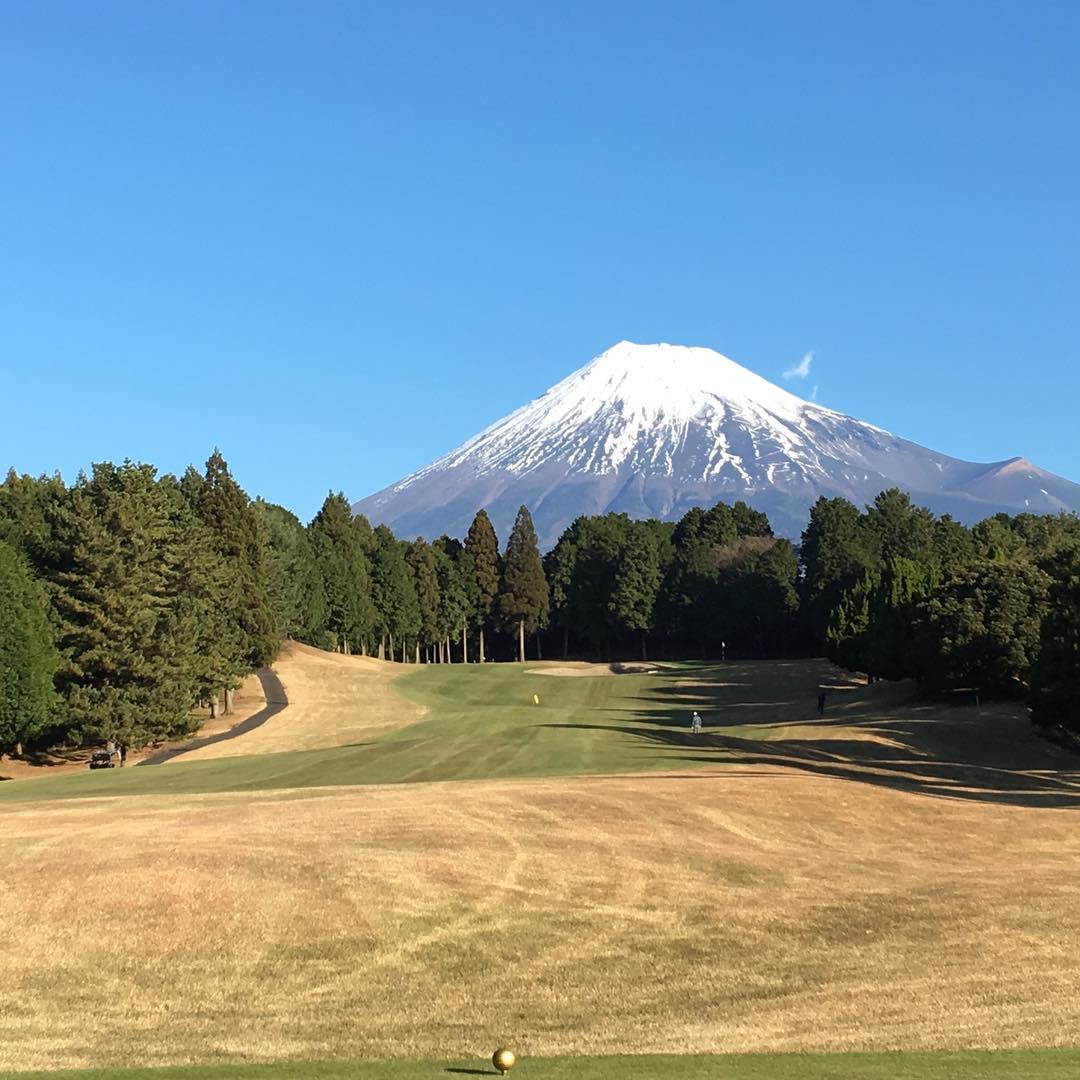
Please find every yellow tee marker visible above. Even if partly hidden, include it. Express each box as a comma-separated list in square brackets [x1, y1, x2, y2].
[533, 693, 540, 705]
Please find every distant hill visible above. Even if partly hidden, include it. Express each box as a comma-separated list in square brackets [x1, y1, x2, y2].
[353, 340, 1080, 547]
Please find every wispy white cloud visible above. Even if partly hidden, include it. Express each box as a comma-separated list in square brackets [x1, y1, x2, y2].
[810, 384, 819, 402]
[783, 350, 813, 380]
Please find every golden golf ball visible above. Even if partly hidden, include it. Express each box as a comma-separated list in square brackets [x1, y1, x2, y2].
[492, 1047, 516, 1074]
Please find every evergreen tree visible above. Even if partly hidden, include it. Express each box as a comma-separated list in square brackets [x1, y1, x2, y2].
[407, 538, 441, 660]
[544, 527, 580, 659]
[717, 537, 799, 656]
[0, 539, 58, 753]
[799, 496, 873, 646]
[168, 474, 240, 718]
[50, 462, 201, 748]
[192, 450, 277, 671]
[557, 515, 629, 657]
[610, 522, 662, 660]
[656, 502, 742, 655]
[931, 514, 977, 574]
[864, 488, 935, 564]
[256, 501, 324, 643]
[309, 493, 374, 653]
[915, 560, 1050, 696]
[1029, 545, 1080, 732]
[370, 525, 420, 660]
[863, 556, 936, 680]
[432, 536, 473, 662]
[498, 505, 549, 662]
[465, 509, 500, 662]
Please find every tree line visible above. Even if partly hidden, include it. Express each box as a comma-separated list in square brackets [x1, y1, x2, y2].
[3, 451, 1080, 756]
[0, 454, 550, 756]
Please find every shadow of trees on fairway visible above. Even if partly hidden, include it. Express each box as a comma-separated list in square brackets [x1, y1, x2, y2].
[540, 660, 1080, 808]
[138, 669, 288, 765]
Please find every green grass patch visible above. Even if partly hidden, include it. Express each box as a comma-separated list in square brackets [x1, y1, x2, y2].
[0, 658, 848, 804]
[4, 1051, 1080, 1080]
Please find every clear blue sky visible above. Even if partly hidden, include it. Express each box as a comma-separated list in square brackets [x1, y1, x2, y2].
[2, 1, 1077, 522]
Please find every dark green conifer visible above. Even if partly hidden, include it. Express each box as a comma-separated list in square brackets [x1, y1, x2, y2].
[193, 450, 277, 671]
[465, 509, 500, 662]
[0, 539, 58, 753]
[51, 462, 201, 748]
[498, 505, 549, 662]
[407, 538, 441, 660]
[309, 493, 374, 654]
[370, 525, 420, 661]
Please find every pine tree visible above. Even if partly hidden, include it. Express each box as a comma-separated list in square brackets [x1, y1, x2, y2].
[0, 539, 58, 753]
[465, 509, 500, 663]
[498, 505, 549, 662]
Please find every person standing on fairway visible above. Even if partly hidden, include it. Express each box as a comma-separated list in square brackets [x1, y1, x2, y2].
[817, 691, 827, 716]
[691, 710, 702, 735]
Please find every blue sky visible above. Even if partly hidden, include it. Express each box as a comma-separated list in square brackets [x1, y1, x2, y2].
[2, 1, 1077, 522]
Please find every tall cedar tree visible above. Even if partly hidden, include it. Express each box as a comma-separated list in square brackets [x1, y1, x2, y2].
[610, 522, 662, 660]
[255, 500, 326, 644]
[434, 537, 477, 662]
[407, 538, 441, 659]
[171, 472, 241, 716]
[50, 463, 201, 748]
[194, 451, 277, 671]
[543, 525, 580, 659]
[0, 538, 58, 752]
[309, 493, 374, 653]
[370, 525, 421, 660]
[498, 505, 549, 662]
[465, 509, 499, 662]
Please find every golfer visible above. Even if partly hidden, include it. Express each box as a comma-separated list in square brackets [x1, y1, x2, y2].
[691, 710, 702, 734]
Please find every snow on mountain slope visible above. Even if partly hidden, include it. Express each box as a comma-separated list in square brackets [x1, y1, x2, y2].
[353, 341, 1080, 548]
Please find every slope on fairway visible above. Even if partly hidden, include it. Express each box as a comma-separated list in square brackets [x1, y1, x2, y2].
[175, 641, 426, 760]
[0, 657, 843, 802]
[4, 655, 1080, 806]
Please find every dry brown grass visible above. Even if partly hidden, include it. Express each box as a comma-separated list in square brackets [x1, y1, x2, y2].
[3, 762, 1080, 1071]
[175, 641, 424, 761]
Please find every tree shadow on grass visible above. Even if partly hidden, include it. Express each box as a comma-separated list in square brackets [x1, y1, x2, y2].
[541, 720, 1080, 808]
[138, 669, 288, 765]
[541, 659, 1080, 808]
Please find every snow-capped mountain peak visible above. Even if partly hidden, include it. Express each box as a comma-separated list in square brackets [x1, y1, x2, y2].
[353, 340, 1080, 548]
[399, 341, 849, 489]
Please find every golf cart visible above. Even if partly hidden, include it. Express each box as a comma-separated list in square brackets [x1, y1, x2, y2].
[88, 748, 119, 769]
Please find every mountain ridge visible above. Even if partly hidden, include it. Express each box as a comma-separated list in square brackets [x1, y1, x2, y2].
[354, 341, 1080, 548]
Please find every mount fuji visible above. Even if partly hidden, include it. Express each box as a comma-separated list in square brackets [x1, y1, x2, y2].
[353, 341, 1080, 549]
